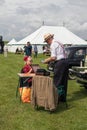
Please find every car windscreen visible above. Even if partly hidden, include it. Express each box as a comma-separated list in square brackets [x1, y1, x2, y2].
[65, 48, 71, 58]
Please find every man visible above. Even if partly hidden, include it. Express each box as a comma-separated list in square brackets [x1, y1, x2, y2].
[24, 42, 32, 56]
[34, 45, 38, 58]
[43, 33, 69, 102]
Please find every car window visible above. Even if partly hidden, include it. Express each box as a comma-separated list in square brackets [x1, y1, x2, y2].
[74, 49, 85, 58]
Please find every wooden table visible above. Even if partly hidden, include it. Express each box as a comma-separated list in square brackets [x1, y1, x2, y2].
[17, 73, 36, 77]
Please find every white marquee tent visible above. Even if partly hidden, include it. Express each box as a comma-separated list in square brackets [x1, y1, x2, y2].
[8, 26, 87, 53]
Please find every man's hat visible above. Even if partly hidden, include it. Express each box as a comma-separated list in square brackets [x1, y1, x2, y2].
[44, 33, 54, 42]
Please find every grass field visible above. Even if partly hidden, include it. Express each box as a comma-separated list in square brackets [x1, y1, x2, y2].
[0, 53, 87, 130]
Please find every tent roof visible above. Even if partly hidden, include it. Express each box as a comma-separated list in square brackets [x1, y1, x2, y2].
[7, 38, 17, 45]
[16, 26, 87, 45]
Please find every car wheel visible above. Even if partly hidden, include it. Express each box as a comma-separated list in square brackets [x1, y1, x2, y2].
[68, 70, 76, 80]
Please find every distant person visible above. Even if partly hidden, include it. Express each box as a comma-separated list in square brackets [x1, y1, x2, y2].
[42, 45, 46, 55]
[34, 45, 38, 58]
[15, 47, 19, 54]
[4, 45, 8, 57]
[24, 42, 32, 56]
[0, 45, 1, 53]
[19, 48, 24, 54]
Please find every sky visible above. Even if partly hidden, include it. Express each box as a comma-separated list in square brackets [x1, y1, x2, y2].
[0, 0, 87, 41]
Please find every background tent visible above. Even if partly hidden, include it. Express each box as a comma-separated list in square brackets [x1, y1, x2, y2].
[8, 26, 87, 53]
[7, 38, 17, 45]
[7, 38, 17, 52]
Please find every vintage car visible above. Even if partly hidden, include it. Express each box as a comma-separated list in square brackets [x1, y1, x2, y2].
[65, 45, 87, 67]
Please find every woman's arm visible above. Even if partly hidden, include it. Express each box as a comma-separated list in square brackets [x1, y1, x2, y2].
[28, 68, 33, 74]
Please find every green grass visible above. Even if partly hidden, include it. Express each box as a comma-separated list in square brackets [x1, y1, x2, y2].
[0, 53, 87, 130]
